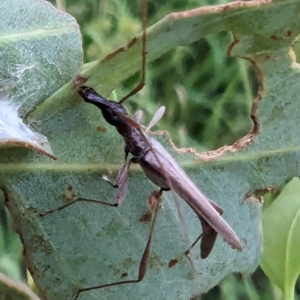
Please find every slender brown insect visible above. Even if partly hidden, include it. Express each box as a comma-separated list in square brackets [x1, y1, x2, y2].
[41, 1, 241, 299]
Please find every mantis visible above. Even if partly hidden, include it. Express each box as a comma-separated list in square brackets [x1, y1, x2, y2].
[40, 88, 242, 299]
[40, 0, 242, 299]
[77, 86, 242, 260]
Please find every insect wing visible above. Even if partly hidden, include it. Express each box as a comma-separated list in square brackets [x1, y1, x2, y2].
[132, 110, 143, 124]
[145, 106, 166, 133]
[147, 137, 242, 254]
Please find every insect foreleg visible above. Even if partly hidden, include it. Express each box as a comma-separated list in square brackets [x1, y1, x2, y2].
[102, 151, 129, 189]
[102, 150, 133, 205]
[115, 158, 132, 205]
[39, 154, 133, 217]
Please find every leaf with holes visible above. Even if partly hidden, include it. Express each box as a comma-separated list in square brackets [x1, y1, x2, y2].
[2, 0, 300, 299]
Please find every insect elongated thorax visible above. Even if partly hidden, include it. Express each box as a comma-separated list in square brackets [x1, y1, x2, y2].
[115, 114, 151, 158]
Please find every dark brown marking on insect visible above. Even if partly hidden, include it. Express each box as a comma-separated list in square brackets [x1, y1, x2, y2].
[287, 30, 292, 37]
[96, 126, 107, 132]
[102, 37, 138, 63]
[270, 35, 277, 40]
[168, 259, 178, 268]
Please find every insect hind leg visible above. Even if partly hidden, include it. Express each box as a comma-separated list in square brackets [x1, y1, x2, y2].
[74, 189, 163, 300]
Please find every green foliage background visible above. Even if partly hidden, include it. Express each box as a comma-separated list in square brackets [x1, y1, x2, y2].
[68, 0, 255, 151]
[1, 0, 300, 299]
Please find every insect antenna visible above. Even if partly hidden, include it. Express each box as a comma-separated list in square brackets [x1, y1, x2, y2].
[118, 0, 147, 104]
[132, 106, 165, 132]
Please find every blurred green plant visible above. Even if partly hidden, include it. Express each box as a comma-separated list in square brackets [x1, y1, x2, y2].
[261, 178, 300, 300]
[57, 0, 255, 150]
[0, 192, 24, 281]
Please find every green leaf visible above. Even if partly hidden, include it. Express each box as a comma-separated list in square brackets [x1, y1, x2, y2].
[3, 0, 300, 299]
[261, 178, 300, 300]
[0, 272, 40, 300]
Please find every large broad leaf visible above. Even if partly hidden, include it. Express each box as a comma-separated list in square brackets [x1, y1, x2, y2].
[1, 0, 300, 299]
[0, 0, 82, 296]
